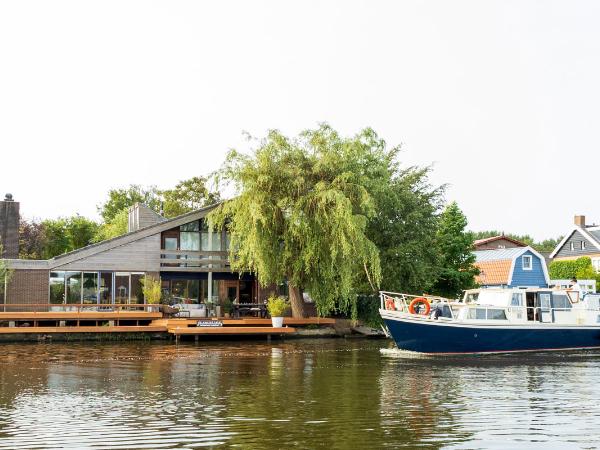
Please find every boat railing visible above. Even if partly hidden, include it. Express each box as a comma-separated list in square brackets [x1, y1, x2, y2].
[379, 291, 456, 317]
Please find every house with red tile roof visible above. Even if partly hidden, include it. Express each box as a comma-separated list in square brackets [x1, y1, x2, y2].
[474, 247, 549, 288]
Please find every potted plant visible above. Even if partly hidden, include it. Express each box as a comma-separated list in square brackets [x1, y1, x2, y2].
[222, 298, 233, 319]
[141, 276, 162, 312]
[267, 295, 289, 327]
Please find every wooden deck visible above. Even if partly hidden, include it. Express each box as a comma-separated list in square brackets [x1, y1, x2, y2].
[0, 312, 163, 320]
[169, 326, 296, 335]
[153, 317, 335, 327]
[0, 326, 167, 334]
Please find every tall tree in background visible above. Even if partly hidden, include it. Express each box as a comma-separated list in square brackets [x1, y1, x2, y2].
[97, 185, 162, 223]
[19, 216, 100, 259]
[162, 176, 221, 218]
[0, 244, 11, 296]
[94, 208, 129, 242]
[431, 202, 478, 298]
[367, 167, 444, 294]
[211, 125, 386, 318]
[19, 218, 46, 259]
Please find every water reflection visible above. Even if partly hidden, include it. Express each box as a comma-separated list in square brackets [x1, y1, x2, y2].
[0, 341, 600, 448]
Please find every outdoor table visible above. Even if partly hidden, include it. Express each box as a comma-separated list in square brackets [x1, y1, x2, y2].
[233, 303, 267, 319]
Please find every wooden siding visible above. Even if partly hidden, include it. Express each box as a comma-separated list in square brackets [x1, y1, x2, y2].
[510, 251, 547, 287]
[53, 235, 161, 272]
[554, 230, 600, 259]
[475, 238, 526, 251]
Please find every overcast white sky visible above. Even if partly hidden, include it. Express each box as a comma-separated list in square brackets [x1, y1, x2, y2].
[1, 1, 598, 239]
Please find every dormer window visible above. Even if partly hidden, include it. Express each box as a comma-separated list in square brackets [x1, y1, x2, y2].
[522, 255, 533, 270]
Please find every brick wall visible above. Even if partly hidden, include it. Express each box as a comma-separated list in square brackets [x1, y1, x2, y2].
[4, 269, 49, 305]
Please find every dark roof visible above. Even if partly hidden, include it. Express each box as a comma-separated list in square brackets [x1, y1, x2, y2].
[473, 235, 528, 248]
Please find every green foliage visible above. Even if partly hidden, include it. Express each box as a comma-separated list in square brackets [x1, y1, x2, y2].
[98, 185, 162, 223]
[210, 125, 385, 317]
[19, 218, 45, 259]
[162, 176, 221, 218]
[366, 166, 444, 295]
[266, 295, 289, 317]
[356, 295, 383, 327]
[470, 230, 563, 253]
[30, 216, 100, 259]
[141, 276, 162, 304]
[549, 257, 599, 279]
[94, 208, 129, 242]
[431, 202, 479, 298]
[221, 298, 234, 314]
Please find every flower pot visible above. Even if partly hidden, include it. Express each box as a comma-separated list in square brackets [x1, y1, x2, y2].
[271, 316, 284, 328]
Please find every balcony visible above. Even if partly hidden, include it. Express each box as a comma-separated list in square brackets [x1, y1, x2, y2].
[160, 250, 229, 272]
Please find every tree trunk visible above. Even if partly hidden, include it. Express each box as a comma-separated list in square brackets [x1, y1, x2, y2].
[289, 284, 306, 318]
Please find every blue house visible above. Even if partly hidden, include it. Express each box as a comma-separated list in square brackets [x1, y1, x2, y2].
[474, 246, 549, 288]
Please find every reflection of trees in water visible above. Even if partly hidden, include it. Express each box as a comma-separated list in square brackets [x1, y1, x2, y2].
[379, 358, 473, 448]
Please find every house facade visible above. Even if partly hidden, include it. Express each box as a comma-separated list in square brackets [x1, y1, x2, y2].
[1, 196, 267, 309]
[550, 215, 600, 273]
[474, 246, 549, 288]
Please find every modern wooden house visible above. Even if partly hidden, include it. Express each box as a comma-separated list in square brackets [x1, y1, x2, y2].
[474, 246, 550, 288]
[550, 215, 600, 273]
[1, 197, 266, 312]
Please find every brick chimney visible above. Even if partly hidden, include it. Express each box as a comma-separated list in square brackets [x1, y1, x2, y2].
[0, 194, 19, 258]
[574, 215, 586, 228]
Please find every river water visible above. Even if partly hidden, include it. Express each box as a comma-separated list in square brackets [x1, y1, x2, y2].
[0, 339, 599, 449]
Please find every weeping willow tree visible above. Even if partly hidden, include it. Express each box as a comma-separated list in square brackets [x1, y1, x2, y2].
[210, 125, 395, 318]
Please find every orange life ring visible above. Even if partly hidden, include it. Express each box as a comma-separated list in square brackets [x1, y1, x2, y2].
[408, 297, 431, 315]
[385, 298, 396, 311]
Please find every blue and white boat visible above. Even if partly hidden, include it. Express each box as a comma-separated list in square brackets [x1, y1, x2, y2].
[380, 288, 600, 355]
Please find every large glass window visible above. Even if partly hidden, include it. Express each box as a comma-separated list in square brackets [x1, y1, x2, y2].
[82, 272, 98, 304]
[115, 273, 130, 303]
[65, 272, 82, 304]
[49, 272, 65, 304]
[99, 272, 113, 304]
[131, 273, 144, 304]
[180, 232, 200, 251]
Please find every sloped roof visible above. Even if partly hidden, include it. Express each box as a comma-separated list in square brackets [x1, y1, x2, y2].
[475, 260, 512, 285]
[4, 202, 223, 270]
[473, 235, 528, 248]
[549, 225, 600, 258]
[474, 247, 528, 262]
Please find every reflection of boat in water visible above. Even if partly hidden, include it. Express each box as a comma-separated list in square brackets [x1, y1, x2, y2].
[380, 288, 600, 355]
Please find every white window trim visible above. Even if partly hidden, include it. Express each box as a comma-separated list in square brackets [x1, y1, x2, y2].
[592, 257, 600, 274]
[522, 255, 533, 270]
[570, 242, 575, 251]
[582, 240, 586, 250]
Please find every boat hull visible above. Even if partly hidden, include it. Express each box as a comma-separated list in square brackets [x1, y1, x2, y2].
[382, 311, 600, 354]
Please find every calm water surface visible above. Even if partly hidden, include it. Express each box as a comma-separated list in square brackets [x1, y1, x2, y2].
[0, 339, 599, 449]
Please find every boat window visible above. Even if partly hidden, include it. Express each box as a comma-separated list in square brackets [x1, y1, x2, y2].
[465, 292, 479, 303]
[487, 309, 508, 320]
[552, 294, 572, 310]
[467, 308, 487, 320]
[511, 293, 523, 306]
[539, 293, 551, 309]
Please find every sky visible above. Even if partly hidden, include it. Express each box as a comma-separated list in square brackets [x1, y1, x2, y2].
[1, 0, 599, 240]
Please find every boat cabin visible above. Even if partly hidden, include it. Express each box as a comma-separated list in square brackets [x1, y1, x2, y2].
[456, 288, 600, 325]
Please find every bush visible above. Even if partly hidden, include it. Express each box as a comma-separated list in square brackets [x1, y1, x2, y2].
[141, 276, 162, 304]
[267, 296, 289, 317]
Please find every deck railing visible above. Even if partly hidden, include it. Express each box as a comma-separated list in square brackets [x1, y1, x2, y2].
[0, 303, 164, 313]
[160, 250, 229, 271]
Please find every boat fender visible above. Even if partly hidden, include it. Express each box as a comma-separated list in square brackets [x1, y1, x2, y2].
[385, 298, 396, 311]
[408, 297, 431, 316]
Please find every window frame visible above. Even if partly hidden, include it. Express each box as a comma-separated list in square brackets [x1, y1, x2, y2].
[522, 255, 533, 271]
